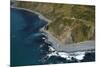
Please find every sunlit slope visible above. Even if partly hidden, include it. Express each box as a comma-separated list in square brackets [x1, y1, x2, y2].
[15, 1, 95, 44]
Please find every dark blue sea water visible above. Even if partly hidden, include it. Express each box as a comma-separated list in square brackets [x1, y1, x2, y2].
[11, 8, 95, 66]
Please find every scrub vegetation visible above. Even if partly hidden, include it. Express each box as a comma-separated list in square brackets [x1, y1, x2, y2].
[15, 1, 95, 44]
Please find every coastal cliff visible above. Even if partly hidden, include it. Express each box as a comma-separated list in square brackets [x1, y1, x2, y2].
[15, 1, 95, 44]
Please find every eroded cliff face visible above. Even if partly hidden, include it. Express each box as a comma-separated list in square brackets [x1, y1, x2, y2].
[15, 1, 95, 44]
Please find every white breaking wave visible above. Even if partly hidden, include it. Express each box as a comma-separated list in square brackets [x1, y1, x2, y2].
[47, 46, 58, 57]
[58, 52, 72, 60]
[47, 51, 58, 58]
[46, 46, 85, 61]
[48, 46, 55, 52]
[71, 52, 85, 60]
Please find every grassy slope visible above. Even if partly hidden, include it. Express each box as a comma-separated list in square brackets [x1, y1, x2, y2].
[15, 1, 95, 44]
